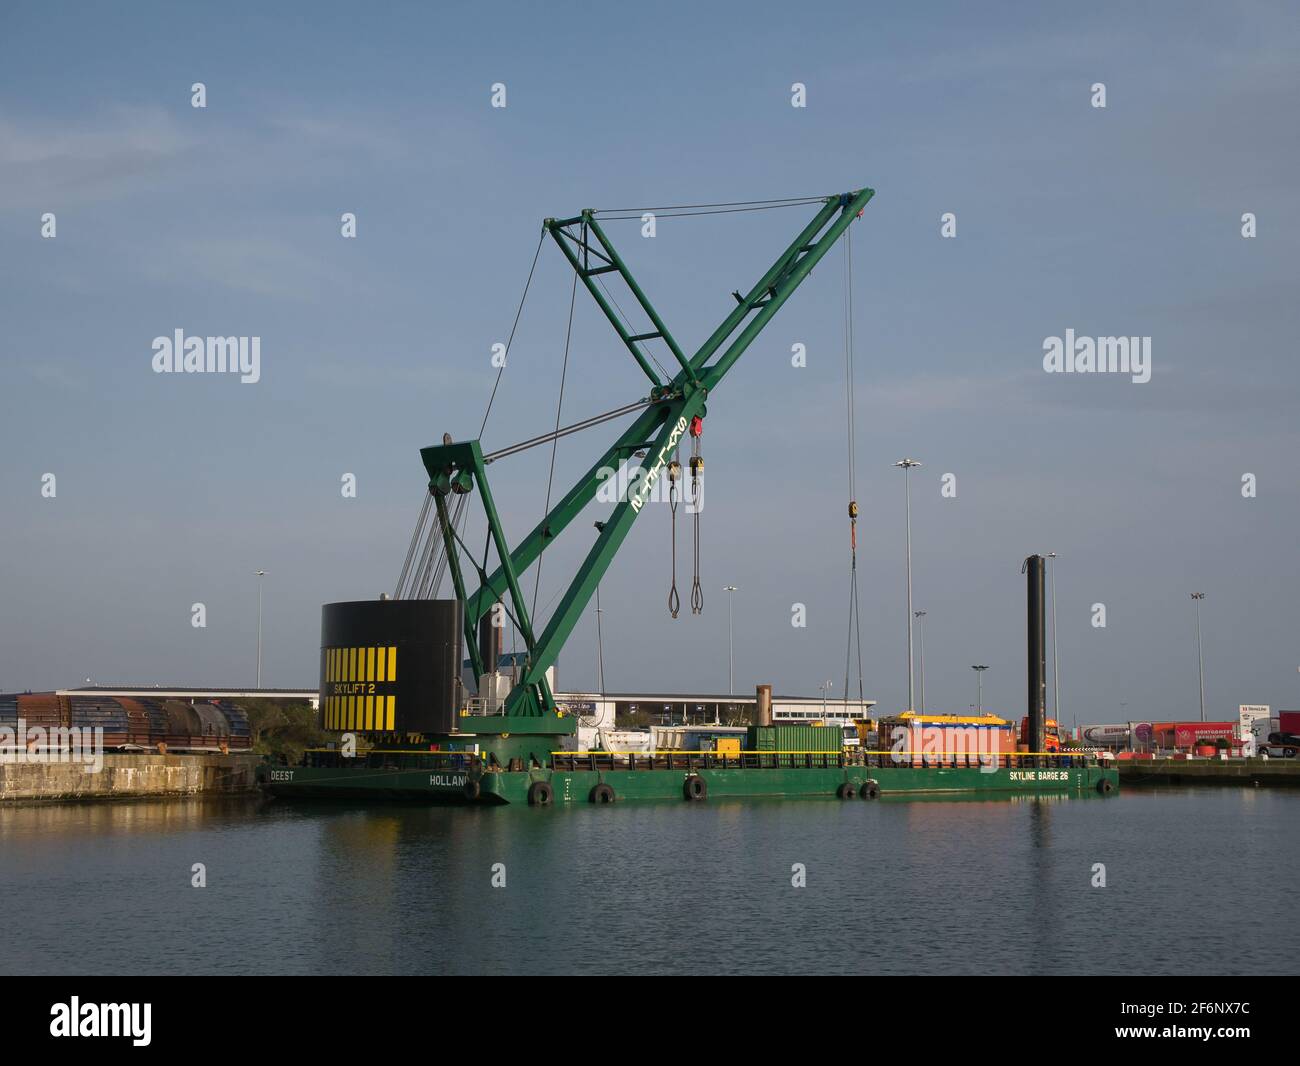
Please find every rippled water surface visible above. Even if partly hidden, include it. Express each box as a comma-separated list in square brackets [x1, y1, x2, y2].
[1, 788, 1295, 975]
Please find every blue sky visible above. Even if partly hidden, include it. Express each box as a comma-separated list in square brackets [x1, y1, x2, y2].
[2, 1, 1298, 725]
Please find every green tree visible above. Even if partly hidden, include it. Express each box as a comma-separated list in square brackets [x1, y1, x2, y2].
[240, 698, 329, 763]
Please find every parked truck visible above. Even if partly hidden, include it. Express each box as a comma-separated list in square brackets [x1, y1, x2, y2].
[1255, 712, 1299, 758]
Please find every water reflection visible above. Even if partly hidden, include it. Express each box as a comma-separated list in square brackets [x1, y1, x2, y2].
[0, 790, 1295, 975]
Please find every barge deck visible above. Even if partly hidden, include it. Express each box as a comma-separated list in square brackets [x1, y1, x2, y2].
[259, 749, 1119, 804]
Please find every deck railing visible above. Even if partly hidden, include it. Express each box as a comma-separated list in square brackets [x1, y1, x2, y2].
[548, 749, 1107, 772]
[298, 748, 483, 771]
[462, 696, 507, 717]
[549, 751, 848, 773]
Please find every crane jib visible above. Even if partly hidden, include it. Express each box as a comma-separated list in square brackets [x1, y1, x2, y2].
[419, 188, 874, 723]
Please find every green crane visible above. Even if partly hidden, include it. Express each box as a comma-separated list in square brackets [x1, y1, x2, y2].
[420, 187, 875, 736]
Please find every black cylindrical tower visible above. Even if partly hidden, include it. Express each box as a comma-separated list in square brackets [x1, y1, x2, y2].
[1024, 554, 1046, 767]
[478, 605, 501, 677]
[319, 599, 462, 735]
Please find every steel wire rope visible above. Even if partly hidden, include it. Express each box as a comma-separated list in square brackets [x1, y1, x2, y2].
[531, 267, 579, 624]
[842, 227, 866, 706]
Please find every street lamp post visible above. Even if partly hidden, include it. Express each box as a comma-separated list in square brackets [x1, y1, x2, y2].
[972, 665, 989, 715]
[723, 585, 738, 697]
[819, 679, 833, 718]
[1191, 592, 1207, 721]
[894, 458, 922, 711]
[255, 570, 267, 688]
[914, 610, 927, 714]
[594, 583, 606, 695]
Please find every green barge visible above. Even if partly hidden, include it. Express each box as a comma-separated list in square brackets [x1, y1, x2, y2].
[258, 748, 1119, 805]
[267, 192, 1120, 812]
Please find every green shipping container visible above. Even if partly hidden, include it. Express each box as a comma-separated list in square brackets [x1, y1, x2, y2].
[747, 725, 842, 753]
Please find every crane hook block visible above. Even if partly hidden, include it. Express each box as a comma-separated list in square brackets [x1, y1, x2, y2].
[848, 500, 858, 519]
[689, 455, 703, 476]
[668, 460, 681, 483]
[689, 415, 703, 438]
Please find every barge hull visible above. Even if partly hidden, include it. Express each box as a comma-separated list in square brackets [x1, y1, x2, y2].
[263, 764, 1118, 803]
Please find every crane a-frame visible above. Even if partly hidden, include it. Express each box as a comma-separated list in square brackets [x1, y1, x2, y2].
[418, 187, 875, 736]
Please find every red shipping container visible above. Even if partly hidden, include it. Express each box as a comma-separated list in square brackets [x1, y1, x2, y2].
[1278, 712, 1300, 735]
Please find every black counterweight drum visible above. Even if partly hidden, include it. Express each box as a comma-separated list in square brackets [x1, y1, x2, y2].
[320, 599, 463, 734]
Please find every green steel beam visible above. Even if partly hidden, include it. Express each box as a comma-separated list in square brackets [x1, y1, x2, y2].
[460, 399, 671, 626]
[546, 221, 664, 388]
[434, 492, 484, 681]
[686, 196, 842, 374]
[520, 394, 697, 688]
[702, 188, 873, 388]
[421, 439, 551, 712]
[582, 214, 700, 388]
[426, 188, 874, 719]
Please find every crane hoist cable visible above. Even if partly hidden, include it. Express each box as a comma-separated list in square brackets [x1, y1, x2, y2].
[532, 266, 578, 622]
[395, 489, 433, 597]
[479, 229, 546, 439]
[591, 196, 826, 220]
[397, 487, 439, 598]
[425, 494, 468, 599]
[418, 491, 462, 598]
[408, 495, 444, 598]
[667, 451, 682, 618]
[842, 228, 866, 705]
[396, 229, 545, 599]
[689, 415, 704, 615]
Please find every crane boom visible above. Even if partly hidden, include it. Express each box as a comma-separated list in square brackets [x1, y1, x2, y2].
[420, 188, 875, 730]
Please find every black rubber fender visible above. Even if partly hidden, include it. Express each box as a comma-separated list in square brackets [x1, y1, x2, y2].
[589, 782, 616, 804]
[527, 780, 554, 806]
[1096, 777, 1114, 795]
[463, 778, 482, 802]
[836, 782, 857, 800]
[683, 775, 708, 801]
[860, 779, 880, 799]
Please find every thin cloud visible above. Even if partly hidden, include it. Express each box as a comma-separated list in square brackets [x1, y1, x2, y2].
[0, 105, 194, 208]
[139, 235, 354, 301]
